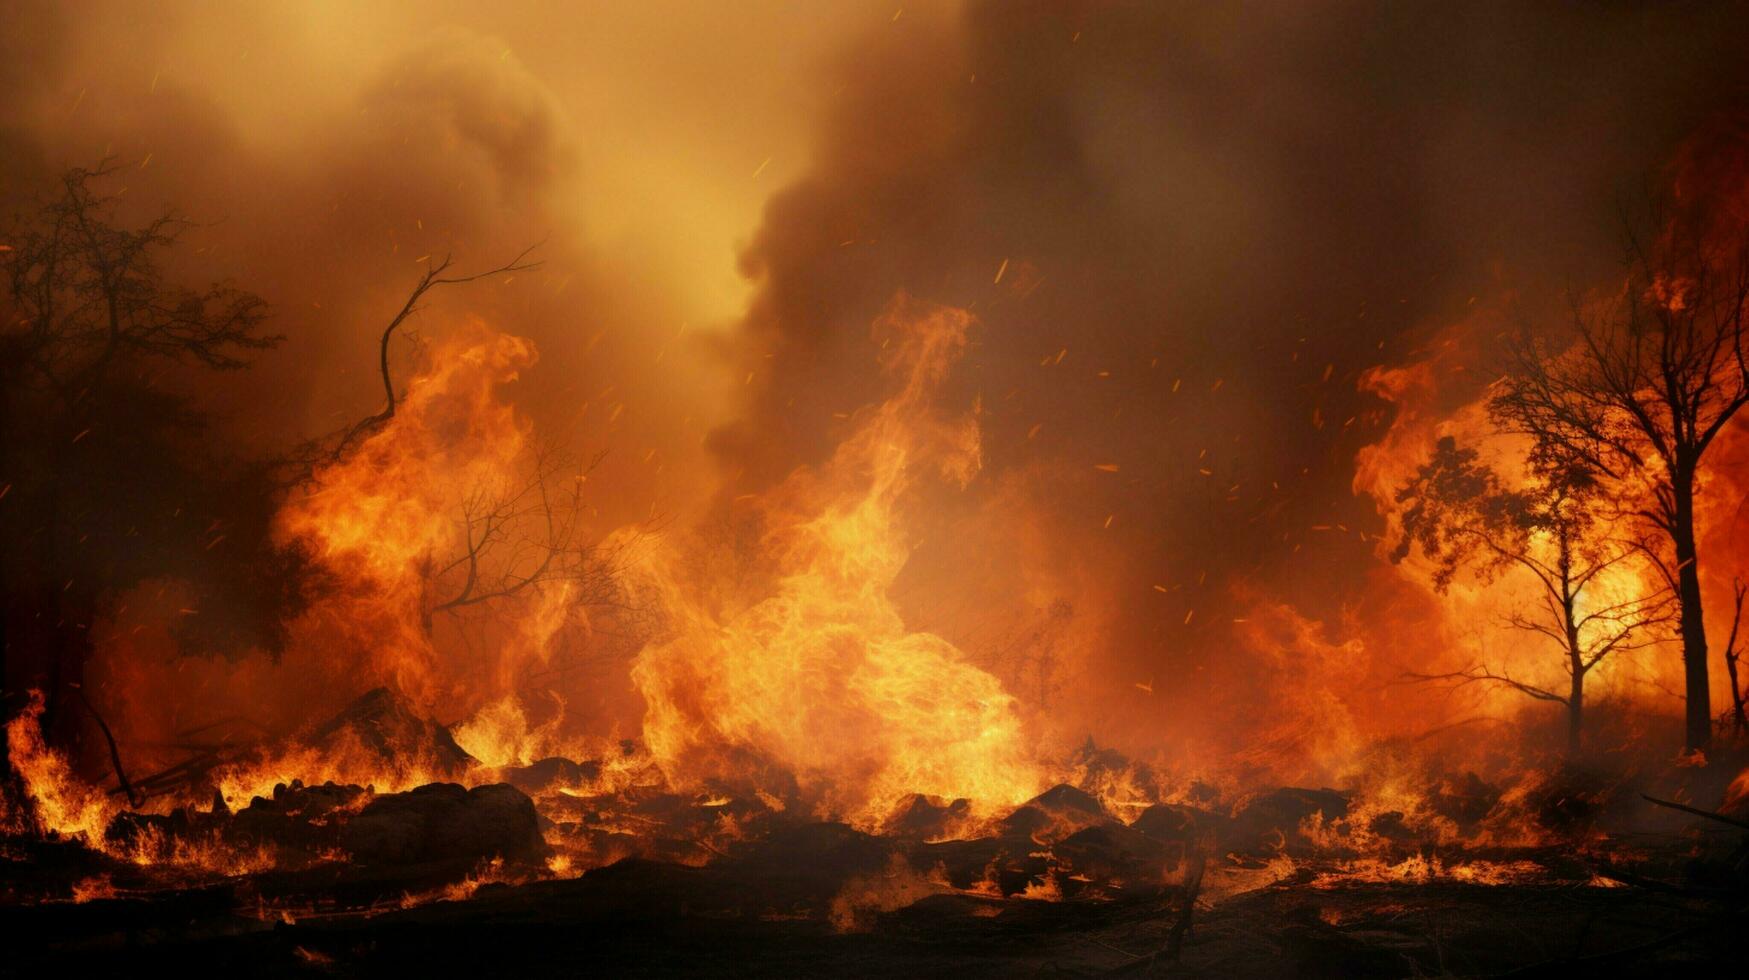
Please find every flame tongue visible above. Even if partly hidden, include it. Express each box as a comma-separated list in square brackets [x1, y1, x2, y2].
[630, 298, 1043, 826]
[273, 323, 543, 710]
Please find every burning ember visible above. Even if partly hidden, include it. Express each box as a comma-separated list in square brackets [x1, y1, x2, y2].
[6, 4, 1749, 975]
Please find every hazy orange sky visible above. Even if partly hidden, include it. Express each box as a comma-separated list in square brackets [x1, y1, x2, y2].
[1, 1, 944, 533]
[7, 1, 1749, 767]
[11, 0, 922, 322]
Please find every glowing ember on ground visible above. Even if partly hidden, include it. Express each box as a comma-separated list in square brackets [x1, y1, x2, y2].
[6, 7, 1749, 976]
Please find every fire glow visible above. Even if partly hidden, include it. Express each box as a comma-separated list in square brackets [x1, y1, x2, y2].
[5, 6, 1749, 974]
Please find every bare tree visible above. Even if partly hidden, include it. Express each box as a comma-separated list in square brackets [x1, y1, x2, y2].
[6, 162, 277, 401]
[1395, 437, 1672, 754]
[2, 162, 282, 754]
[331, 245, 541, 459]
[1723, 578, 1748, 736]
[420, 445, 627, 631]
[325, 245, 633, 638]
[1490, 204, 1749, 751]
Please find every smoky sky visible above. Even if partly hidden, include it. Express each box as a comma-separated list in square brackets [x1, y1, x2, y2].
[0, 0, 853, 534]
[704, 1, 1749, 751]
[6, 1, 1749, 764]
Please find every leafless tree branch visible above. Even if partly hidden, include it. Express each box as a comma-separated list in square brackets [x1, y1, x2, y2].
[332, 242, 544, 459]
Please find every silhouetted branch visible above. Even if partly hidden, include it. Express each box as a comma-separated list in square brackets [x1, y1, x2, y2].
[333, 242, 543, 459]
[424, 446, 627, 626]
[1405, 666, 1567, 705]
[1724, 578, 1747, 734]
[1640, 793, 1749, 832]
[3, 162, 280, 403]
[75, 687, 142, 808]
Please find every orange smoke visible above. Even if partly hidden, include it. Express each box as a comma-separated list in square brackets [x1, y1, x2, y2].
[627, 297, 1044, 826]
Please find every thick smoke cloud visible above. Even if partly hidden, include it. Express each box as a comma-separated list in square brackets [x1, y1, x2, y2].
[5, 1, 1749, 778]
[0, 3, 771, 525]
[0, 1, 773, 740]
[714, 2, 1749, 763]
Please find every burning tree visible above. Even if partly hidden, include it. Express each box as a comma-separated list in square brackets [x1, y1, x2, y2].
[1724, 578, 1749, 735]
[1490, 204, 1749, 752]
[324, 244, 628, 637]
[1394, 436, 1672, 754]
[266, 249, 635, 709]
[420, 444, 626, 633]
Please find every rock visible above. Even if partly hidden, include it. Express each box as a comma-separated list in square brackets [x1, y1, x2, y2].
[339, 783, 545, 866]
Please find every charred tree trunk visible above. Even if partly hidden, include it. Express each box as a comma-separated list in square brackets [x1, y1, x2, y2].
[1671, 470, 1711, 753]
[1722, 580, 1746, 736]
[1, 587, 90, 756]
[1562, 537, 1584, 757]
[1567, 668, 1584, 756]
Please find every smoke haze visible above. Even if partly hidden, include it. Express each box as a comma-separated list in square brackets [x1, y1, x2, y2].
[6, 0, 1749, 779]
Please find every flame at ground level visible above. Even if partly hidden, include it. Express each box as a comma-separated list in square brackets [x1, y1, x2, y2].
[628, 299, 1043, 825]
[9, 296, 1748, 920]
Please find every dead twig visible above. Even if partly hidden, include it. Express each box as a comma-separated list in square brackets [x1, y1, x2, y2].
[332, 242, 543, 460]
[1640, 794, 1749, 832]
[110, 749, 226, 799]
[75, 687, 142, 808]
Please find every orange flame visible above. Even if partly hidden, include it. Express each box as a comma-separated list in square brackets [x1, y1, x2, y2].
[4, 691, 116, 841]
[274, 321, 548, 708]
[628, 297, 1044, 826]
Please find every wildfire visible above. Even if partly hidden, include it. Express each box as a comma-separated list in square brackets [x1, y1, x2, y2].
[627, 297, 1044, 827]
[274, 320, 577, 716]
[4, 692, 116, 842]
[452, 695, 591, 770]
[1308, 854, 1549, 889]
[3, 284, 1738, 923]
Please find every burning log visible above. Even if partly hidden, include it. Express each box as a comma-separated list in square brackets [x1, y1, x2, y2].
[228, 780, 372, 858]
